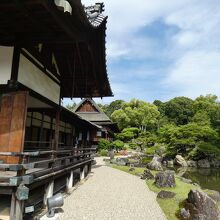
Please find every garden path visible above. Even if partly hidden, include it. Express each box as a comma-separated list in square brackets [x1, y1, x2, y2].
[58, 157, 167, 220]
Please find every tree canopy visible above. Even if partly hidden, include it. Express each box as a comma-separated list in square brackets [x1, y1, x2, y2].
[111, 98, 160, 130]
[106, 95, 220, 160]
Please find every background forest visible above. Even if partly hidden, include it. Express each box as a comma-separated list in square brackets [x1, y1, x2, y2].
[95, 95, 220, 161]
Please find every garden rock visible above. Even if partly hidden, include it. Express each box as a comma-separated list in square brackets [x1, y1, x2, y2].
[176, 167, 187, 177]
[182, 190, 220, 220]
[140, 169, 154, 180]
[147, 156, 163, 171]
[174, 155, 188, 167]
[129, 164, 135, 172]
[116, 157, 129, 166]
[207, 190, 220, 202]
[155, 146, 166, 156]
[155, 170, 176, 188]
[108, 150, 114, 160]
[210, 159, 220, 168]
[187, 160, 197, 167]
[178, 176, 193, 184]
[180, 208, 190, 219]
[157, 190, 176, 199]
[197, 159, 210, 168]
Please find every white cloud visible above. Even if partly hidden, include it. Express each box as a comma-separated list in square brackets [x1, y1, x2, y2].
[165, 50, 220, 98]
[82, 0, 220, 101]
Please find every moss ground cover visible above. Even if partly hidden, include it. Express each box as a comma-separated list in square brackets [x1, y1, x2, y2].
[109, 164, 220, 219]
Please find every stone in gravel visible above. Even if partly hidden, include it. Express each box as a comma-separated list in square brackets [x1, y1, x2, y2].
[174, 155, 188, 167]
[157, 190, 176, 199]
[140, 169, 154, 180]
[147, 156, 163, 171]
[197, 159, 210, 168]
[182, 190, 220, 220]
[155, 171, 176, 188]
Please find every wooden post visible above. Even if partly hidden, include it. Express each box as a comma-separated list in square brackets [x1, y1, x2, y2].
[0, 91, 28, 164]
[88, 162, 92, 173]
[10, 192, 24, 220]
[54, 109, 60, 151]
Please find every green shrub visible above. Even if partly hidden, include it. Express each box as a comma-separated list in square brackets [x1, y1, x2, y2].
[189, 142, 220, 160]
[122, 145, 127, 151]
[98, 139, 110, 151]
[116, 127, 140, 141]
[110, 140, 124, 151]
[128, 142, 138, 149]
[100, 149, 108, 156]
[141, 157, 152, 164]
[145, 145, 161, 155]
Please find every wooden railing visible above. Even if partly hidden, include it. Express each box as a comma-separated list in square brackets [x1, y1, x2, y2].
[0, 147, 96, 187]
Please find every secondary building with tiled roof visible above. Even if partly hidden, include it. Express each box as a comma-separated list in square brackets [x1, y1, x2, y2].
[74, 98, 118, 143]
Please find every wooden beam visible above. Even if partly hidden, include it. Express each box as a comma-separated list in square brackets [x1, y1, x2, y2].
[10, 46, 20, 81]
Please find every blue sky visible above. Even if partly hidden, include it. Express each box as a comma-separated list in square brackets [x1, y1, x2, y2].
[65, 0, 220, 105]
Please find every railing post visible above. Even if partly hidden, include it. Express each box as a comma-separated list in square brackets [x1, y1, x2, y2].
[66, 170, 74, 193]
[88, 162, 92, 173]
[43, 181, 54, 208]
[80, 166, 85, 181]
[10, 192, 24, 220]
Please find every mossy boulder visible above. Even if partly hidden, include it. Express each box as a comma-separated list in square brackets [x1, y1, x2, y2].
[155, 170, 176, 188]
[181, 190, 220, 220]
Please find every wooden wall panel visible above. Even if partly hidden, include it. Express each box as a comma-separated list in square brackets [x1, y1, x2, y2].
[78, 102, 98, 112]
[0, 91, 28, 164]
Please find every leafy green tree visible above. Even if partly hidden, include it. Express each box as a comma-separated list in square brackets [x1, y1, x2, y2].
[106, 100, 125, 118]
[111, 98, 160, 130]
[160, 123, 218, 157]
[97, 100, 125, 118]
[191, 111, 211, 126]
[66, 102, 76, 111]
[193, 94, 220, 132]
[116, 127, 140, 142]
[110, 140, 124, 151]
[111, 109, 130, 130]
[163, 97, 194, 125]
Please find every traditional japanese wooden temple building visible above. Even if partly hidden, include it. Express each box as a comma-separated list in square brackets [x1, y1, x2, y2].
[74, 98, 118, 144]
[0, 1, 112, 219]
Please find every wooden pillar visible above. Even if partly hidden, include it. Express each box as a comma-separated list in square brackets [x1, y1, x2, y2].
[38, 112, 45, 147]
[54, 109, 60, 151]
[0, 91, 28, 164]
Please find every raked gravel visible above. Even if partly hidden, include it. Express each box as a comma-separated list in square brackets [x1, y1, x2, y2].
[58, 157, 167, 220]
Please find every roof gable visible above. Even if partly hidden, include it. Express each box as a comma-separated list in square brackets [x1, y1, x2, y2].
[73, 98, 111, 122]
